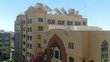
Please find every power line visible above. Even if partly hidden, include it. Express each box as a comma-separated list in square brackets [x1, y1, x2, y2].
[83, 0, 87, 17]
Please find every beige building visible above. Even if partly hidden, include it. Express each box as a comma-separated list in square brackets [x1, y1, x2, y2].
[41, 29, 110, 62]
[14, 3, 87, 62]
[14, 3, 109, 62]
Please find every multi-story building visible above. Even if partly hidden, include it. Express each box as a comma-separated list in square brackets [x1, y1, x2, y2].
[14, 14, 26, 62]
[14, 3, 88, 62]
[0, 31, 11, 60]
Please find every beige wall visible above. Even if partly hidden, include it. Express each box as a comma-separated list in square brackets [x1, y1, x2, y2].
[41, 29, 110, 62]
[88, 31, 110, 62]
[25, 7, 87, 55]
[15, 6, 87, 62]
[15, 4, 110, 62]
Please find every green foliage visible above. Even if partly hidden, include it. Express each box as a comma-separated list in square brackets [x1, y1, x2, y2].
[6, 59, 15, 62]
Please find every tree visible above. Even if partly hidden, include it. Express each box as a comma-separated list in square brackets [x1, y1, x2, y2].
[6, 59, 15, 62]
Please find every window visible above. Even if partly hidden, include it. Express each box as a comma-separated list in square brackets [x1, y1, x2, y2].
[0, 45, 2, 46]
[38, 18, 43, 22]
[23, 34, 26, 38]
[27, 44, 29, 48]
[48, 19, 55, 24]
[38, 26, 43, 31]
[101, 40, 108, 62]
[27, 19, 32, 24]
[68, 42, 74, 49]
[4, 44, 9, 46]
[23, 27, 25, 31]
[30, 27, 32, 32]
[30, 44, 32, 49]
[38, 35, 41, 39]
[0, 37, 2, 40]
[23, 48, 25, 52]
[69, 57, 74, 62]
[38, 43, 41, 48]
[22, 55, 25, 59]
[30, 19, 32, 23]
[0, 39, 2, 42]
[27, 28, 29, 32]
[67, 21, 73, 25]
[44, 39, 47, 44]
[29, 53, 32, 57]
[27, 36, 29, 40]
[27, 20, 29, 24]
[23, 21, 25, 24]
[89, 60, 95, 62]
[4, 37, 9, 41]
[75, 21, 80, 25]
[5, 40, 9, 42]
[55, 50, 59, 59]
[83, 21, 86, 25]
[4, 49, 6, 51]
[0, 40, 2, 42]
[83, 59, 85, 62]
[23, 41, 25, 45]
[58, 20, 65, 25]
[27, 52, 29, 56]
[30, 36, 32, 41]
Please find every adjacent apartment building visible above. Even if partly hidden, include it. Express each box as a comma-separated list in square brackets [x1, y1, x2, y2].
[14, 3, 89, 62]
[0, 30, 12, 60]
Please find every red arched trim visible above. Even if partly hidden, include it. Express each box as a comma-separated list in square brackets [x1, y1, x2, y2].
[47, 34, 67, 62]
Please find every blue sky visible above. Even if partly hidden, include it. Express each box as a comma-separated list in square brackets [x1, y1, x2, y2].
[0, 0, 110, 31]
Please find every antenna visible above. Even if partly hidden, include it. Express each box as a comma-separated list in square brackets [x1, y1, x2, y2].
[83, 0, 87, 17]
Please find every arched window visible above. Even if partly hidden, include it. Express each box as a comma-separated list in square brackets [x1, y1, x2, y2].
[89, 60, 94, 62]
[101, 40, 108, 62]
[51, 42, 61, 60]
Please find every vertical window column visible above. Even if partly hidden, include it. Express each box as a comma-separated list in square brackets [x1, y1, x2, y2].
[101, 40, 108, 62]
[38, 26, 43, 31]
[38, 18, 43, 22]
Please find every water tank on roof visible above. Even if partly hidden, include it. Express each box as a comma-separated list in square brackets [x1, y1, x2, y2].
[35, 3, 43, 9]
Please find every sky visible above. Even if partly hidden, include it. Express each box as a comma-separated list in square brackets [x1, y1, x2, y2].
[0, 0, 110, 31]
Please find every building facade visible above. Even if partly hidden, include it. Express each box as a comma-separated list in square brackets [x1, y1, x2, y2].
[14, 3, 110, 62]
[0, 31, 11, 60]
[14, 3, 87, 62]
[40, 29, 110, 62]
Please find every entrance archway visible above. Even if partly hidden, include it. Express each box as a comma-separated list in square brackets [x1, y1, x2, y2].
[47, 34, 67, 62]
